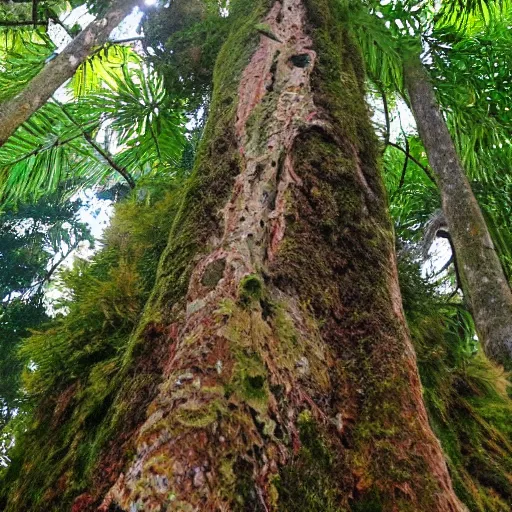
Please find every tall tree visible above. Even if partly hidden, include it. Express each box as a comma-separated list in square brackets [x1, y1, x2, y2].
[403, 53, 512, 369]
[3, 1, 512, 511]
[4, 0, 466, 510]
[0, 0, 140, 148]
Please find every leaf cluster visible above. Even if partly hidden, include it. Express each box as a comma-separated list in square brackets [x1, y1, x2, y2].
[143, 0, 231, 111]
[0, 195, 91, 431]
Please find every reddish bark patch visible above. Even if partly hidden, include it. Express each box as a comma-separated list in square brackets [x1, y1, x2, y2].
[71, 493, 95, 512]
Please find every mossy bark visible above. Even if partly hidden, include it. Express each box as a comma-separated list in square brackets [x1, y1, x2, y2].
[404, 54, 512, 370]
[4, 1, 466, 511]
[91, 1, 464, 510]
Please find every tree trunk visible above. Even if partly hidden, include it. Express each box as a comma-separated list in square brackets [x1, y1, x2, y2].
[404, 54, 512, 370]
[2, 1, 467, 510]
[66, 1, 467, 510]
[0, 0, 140, 148]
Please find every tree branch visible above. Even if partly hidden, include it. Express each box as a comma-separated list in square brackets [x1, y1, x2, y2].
[387, 142, 436, 184]
[438, 255, 454, 275]
[109, 36, 144, 45]
[88, 36, 145, 60]
[50, 16, 74, 38]
[53, 99, 136, 189]
[398, 136, 410, 189]
[34, 241, 79, 295]
[32, 0, 38, 28]
[0, 20, 47, 27]
[9, 125, 98, 166]
[0, 0, 141, 148]
[376, 83, 390, 154]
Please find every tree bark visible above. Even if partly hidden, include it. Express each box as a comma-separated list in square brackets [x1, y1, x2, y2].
[3, 1, 467, 510]
[404, 54, 512, 370]
[0, 0, 140, 148]
[76, 1, 465, 510]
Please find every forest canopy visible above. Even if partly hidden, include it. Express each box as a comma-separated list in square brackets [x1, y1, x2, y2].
[0, 0, 511, 511]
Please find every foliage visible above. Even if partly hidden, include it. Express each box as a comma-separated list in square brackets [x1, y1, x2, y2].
[0, 28, 55, 104]
[0, 0, 512, 509]
[399, 256, 512, 510]
[0, 63, 187, 204]
[0, 297, 48, 434]
[0, 195, 91, 432]
[70, 44, 142, 97]
[0, 3, 188, 205]
[0, 181, 182, 509]
[352, 0, 512, 284]
[143, 0, 231, 111]
[86, 65, 187, 175]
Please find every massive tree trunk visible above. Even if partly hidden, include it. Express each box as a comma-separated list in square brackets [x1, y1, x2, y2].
[4, 1, 466, 510]
[404, 55, 512, 370]
[82, 1, 464, 510]
[0, 0, 140, 148]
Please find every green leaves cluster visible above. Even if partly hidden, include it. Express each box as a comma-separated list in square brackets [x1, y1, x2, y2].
[143, 0, 231, 111]
[400, 256, 512, 510]
[349, 0, 512, 283]
[0, 183, 181, 506]
[0, 6, 188, 204]
[0, 195, 91, 431]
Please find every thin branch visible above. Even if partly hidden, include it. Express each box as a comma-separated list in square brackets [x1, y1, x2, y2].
[447, 235, 463, 297]
[376, 83, 390, 154]
[34, 241, 79, 295]
[387, 142, 436, 184]
[8, 126, 98, 165]
[8, 240, 78, 301]
[398, 136, 410, 189]
[149, 123, 163, 162]
[0, 20, 48, 27]
[435, 230, 462, 298]
[50, 16, 73, 38]
[108, 36, 144, 45]
[438, 255, 454, 275]
[53, 99, 136, 189]
[396, 111, 410, 189]
[32, 0, 38, 28]
[89, 36, 145, 59]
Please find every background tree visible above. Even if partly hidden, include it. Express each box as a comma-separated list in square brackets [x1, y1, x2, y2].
[350, 0, 512, 368]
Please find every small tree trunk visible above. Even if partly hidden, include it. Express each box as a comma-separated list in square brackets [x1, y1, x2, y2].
[404, 54, 512, 369]
[86, 1, 464, 510]
[0, 0, 140, 148]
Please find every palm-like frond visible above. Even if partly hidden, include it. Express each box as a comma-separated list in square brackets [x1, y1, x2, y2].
[0, 102, 114, 203]
[437, 0, 505, 28]
[86, 65, 187, 174]
[431, 13, 512, 180]
[0, 27, 55, 102]
[71, 43, 142, 97]
[345, 1, 405, 92]
[0, 61, 187, 204]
